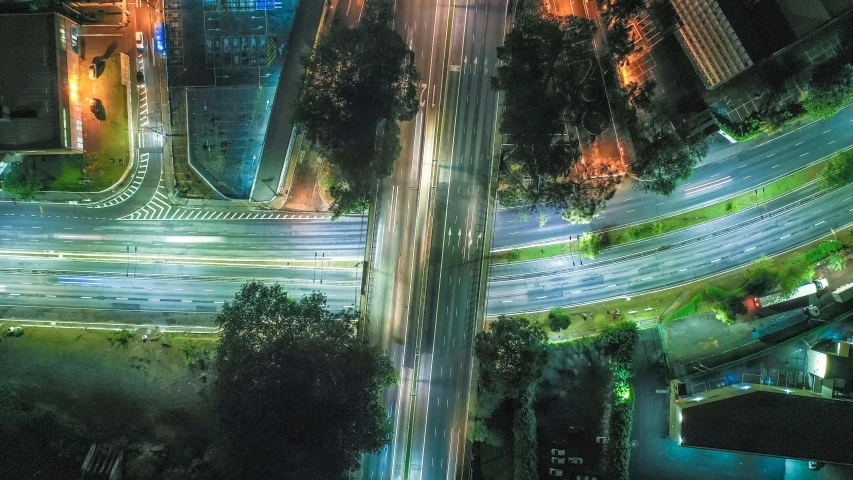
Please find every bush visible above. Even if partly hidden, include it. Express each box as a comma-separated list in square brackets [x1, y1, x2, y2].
[603, 398, 634, 480]
[818, 149, 853, 189]
[805, 240, 843, 264]
[506, 249, 521, 262]
[113, 328, 136, 345]
[1, 162, 41, 200]
[548, 307, 572, 331]
[744, 256, 779, 296]
[577, 231, 604, 260]
[778, 254, 815, 298]
[513, 392, 538, 480]
[182, 342, 215, 370]
[663, 294, 702, 323]
[828, 251, 847, 271]
[714, 296, 746, 325]
[595, 321, 639, 367]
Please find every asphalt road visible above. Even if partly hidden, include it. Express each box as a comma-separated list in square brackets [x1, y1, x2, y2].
[491, 105, 853, 251]
[486, 182, 853, 315]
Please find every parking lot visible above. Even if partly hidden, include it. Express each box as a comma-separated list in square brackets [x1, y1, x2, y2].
[535, 341, 609, 478]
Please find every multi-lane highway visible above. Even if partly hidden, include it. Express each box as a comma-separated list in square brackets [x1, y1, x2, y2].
[491, 105, 853, 251]
[487, 181, 853, 315]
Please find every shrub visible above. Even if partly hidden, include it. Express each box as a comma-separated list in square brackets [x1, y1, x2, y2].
[113, 328, 136, 345]
[577, 231, 604, 260]
[513, 391, 538, 480]
[778, 254, 815, 298]
[603, 398, 634, 480]
[828, 251, 847, 271]
[663, 294, 702, 323]
[548, 307, 572, 331]
[182, 342, 215, 370]
[744, 256, 779, 296]
[595, 321, 639, 366]
[805, 240, 843, 264]
[818, 149, 853, 189]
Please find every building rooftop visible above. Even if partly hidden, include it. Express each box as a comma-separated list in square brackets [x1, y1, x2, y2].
[716, 0, 797, 63]
[0, 13, 63, 151]
[679, 389, 853, 464]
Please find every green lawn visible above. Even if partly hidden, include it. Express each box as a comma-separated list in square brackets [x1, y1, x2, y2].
[89, 55, 130, 191]
[493, 162, 826, 264]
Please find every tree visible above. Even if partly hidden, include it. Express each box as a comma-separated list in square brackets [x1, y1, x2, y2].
[777, 254, 815, 298]
[744, 256, 779, 296]
[214, 282, 398, 479]
[83, 153, 102, 181]
[626, 80, 656, 112]
[803, 59, 853, 120]
[631, 115, 708, 195]
[2, 162, 41, 200]
[577, 231, 605, 259]
[818, 149, 853, 189]
[548, 307, 572, 331]
[475, 315, 548, 401]
[594, 321, 638, 367]
[828, 251, 847, 271]
[294, 0, 420, 217]
[600, 0, 644, 21]
[606, 20, 638, 64]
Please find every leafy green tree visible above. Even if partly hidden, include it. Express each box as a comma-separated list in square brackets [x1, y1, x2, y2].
[595, 321, 638, 367]
[548, 307, 572, 331]
[475, 315, 548, 401]
[214, 282, 398, 479]
[828, 251, 847, 271]
[599, 0, 644, 21]
[577, 231, 605, 260]
[513, 385, 538, 480]
[777, 254, 815, 298]
[744, 256, 779, 296]
[294, 0, 420, 217]
[631, 114, 708, 195]
[626, 80, 656, 111]
[803, 59, 853, 120]
[2, 162, 41, 200]
[818, 149, 853, 189]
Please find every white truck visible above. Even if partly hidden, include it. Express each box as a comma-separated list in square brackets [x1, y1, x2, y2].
[754, 278, 828, 309]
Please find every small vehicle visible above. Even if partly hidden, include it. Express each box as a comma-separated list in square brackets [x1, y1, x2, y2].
[153, 22, 165, 53]
[596, 436, 607, 444]
[88, 62, 100, 79]
[135, 31, 144, 50]
[809, 461, 825, 470]
[89, 98, 101, 115]
[136, 71, 144, 86]
[551, 448, 565, 456]
[568, 426, 584, 433]
[567, 457, 583, 465]
[548, 468, 563, 477]
[551, 457, 565, 465]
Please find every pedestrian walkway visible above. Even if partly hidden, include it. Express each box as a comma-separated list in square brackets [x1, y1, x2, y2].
[119, 175, 333, 221]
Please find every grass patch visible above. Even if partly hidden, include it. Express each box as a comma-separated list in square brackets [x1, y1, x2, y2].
[663, 294, 703, 323]
[704, 285, 745, 299]
[89, 55, 130, 191]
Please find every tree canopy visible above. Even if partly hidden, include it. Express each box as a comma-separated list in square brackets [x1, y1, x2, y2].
[2, 162, 41, 200]
[213, 282, 398, 479]
[803, 58, 853, 120]
[294, 0, 420, 218]
[474, 315, 549, 401]
[493, 11, 619, 222]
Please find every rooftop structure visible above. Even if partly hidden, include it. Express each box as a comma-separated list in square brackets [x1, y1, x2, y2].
[0, 13, 80, 154]
[670, 0, 852, 88]
[670, 381, 853, 464]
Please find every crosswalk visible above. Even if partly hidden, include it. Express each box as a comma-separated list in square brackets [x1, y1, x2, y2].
[89, 152, 151, 209]
[119, 179, 332, 221]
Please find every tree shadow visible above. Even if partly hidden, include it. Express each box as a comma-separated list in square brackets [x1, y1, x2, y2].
[91, 41, 119, 65]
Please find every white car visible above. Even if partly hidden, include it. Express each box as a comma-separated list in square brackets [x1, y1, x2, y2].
[551, 448, 565, 456]
[552, 456, 565, 465]
[568, 457, 583, 465]
[549, 468, 564, 477]
[135, 31, 145, 51]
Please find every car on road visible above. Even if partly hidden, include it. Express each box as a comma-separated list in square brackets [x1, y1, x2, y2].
[136, 71, 144, 86]
[809, 461, 825, 470]
[552, 457, 565, 465]
[568, 426, 584, 433]
[135, 31, 144, 51]
[549, 468, 564, 477]
[568, 457, 583, 465]
[551, 448, 565, 456]
[88, 62, 101, 79]
[89, 98, 101, 115]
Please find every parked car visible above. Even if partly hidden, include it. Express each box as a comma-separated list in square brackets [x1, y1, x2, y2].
[551, 457, 565, 465]
[568, 426, 584, 433]
[88, 62, 100, 79]
[596, 436, 607, 444]
[567, 457, 583, 465]
[549, 468, 564, 477]
[135, 31, 145, 50]
[551, 449, 565, 456]
[89, 98, 101, 115]
[136, 71, 144, 86]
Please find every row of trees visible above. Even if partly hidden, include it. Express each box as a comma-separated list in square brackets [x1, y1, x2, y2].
[492, 6, 621, 224]
[473, 315, 549, 478]
[294, 0, 419, 218]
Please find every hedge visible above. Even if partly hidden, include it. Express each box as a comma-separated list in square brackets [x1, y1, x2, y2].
[604, 400, 635, 480]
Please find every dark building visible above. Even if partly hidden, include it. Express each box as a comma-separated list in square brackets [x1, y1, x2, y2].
[0, 12, 81, 155]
